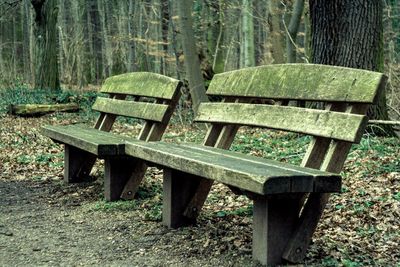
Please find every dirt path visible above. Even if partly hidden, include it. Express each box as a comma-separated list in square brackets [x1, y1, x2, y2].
[0, 178, 254, 266]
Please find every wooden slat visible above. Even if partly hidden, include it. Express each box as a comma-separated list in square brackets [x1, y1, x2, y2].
[41, 125, 127, 156]
[195, 103, 368, 142]
[101, 72, 181, 99]
[207, 64, 386, 103]
[120, 88, 182, 200]
[300, 103, 348, 169]
[92, 97, 169, 122]
[94, 94, 127, 130]
[282, 104, 370, 263]
[124, 141, 341, 195]
[184, 97, 244, 218]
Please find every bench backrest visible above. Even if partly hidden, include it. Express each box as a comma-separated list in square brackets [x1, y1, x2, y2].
[195, 64, 387, 173]
[92, 72, 182, 141]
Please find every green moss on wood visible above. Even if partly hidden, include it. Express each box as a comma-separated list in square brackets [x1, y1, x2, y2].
[195, 102, 367, 143]
[101, 72, 181, 99]
[92, 97, 169, 122]
[207, 64, 385, 103]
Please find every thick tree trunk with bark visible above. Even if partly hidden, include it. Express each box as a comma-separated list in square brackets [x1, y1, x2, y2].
[31, 0, 60, 90]
[310, 0, 395, 136]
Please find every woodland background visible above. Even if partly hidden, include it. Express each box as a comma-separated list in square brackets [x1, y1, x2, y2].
[0, 1, 399, 265]
[0, 0, 399, 127]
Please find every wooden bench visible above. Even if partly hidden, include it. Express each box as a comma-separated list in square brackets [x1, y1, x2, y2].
[122, 64, 386, 265]
[41, 72, 181, 201]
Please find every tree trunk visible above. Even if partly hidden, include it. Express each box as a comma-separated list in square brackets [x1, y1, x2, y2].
[97, 0, 111, 78]
[269, 1, 285, 63]
[22, 0, 31, 83]
[210, 0, 225, 73]
[160, 0, 170, 75]
[31, 0, 60, 90]
[286, 0, 305, 63]
[127, 0, 137, 72]
[241, 0, 255, 67]
[310, 0, 395, 136]
[177, 0, 208, 114]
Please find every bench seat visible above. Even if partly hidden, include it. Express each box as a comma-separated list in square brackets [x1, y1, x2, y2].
[42, 124, 130, 157]
[41, 72, 182, 201]
[125, 141, 341, 195]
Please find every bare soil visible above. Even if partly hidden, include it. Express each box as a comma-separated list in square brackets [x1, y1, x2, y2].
[0, 178, 255, 267]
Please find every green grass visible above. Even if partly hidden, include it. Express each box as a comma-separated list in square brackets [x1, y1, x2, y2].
[87, 200, 138, 212]
[215, 205, 253, 218]
[231, 130, 310, 165]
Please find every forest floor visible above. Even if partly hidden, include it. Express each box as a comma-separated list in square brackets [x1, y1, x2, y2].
[0, 110, 399, 267]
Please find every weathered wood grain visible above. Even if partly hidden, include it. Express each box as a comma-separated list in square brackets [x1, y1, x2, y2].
[195, 102, 368, 142]
[163, 169, 202, 228]
[41, 125, 127, 156]
[101, 72, 181, 99]
[283, 104, 370, 263]
[207, 64, 386, 103]
[120, 88, 182, 200]
[183, 97, 245, 219]
[94, 94, 128, 130]
[124, 141, 341, 195]
[252, 195, 303, 266]
[92, 97, 169, 122]
[104, 157, 138, 201]
[64, 145, 94, 183]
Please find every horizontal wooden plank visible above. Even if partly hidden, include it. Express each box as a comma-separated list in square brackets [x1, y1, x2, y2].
[124, 141, 341, 195]
[41, 125, 130, 156]
[101, 72, 181, 99]
[207, 64, 387, 103]
[195, 103, 367, 143]
[92, 97, 169, 122]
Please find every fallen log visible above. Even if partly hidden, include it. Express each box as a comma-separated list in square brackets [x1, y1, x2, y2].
[9, 103, 79, 116]
[368, 120, 400, 126]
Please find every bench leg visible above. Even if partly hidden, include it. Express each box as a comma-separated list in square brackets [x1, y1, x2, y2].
[163, 169, 203, 228]
[64, 145, 97, 183]
[252, 196, 301, 266]
[104, 157, 139, 201]
[119, 162, 148, 200]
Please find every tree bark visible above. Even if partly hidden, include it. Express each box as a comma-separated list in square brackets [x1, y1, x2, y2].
[241, 0, 255, 67]
[269, 1, 285, 63]
[286, 0, 305, 63]
[22, 0, 31, 82]
[31, 0, 60, 90]
[310, 0, 395, 136]
[177, 0, 208, 114]
[127, 0, 137, 72]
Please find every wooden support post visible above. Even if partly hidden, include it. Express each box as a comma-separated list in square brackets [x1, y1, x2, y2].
[120, 161, 148, 200]
[252, 195, 301, 266]
[104, 157, 138, 201]
[64, 145, 96, 183]
[163, 169, 204, 228]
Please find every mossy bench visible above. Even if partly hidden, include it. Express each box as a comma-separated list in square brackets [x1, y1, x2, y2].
[122, 64, 386, 266]
[41, 72, 181, 201]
